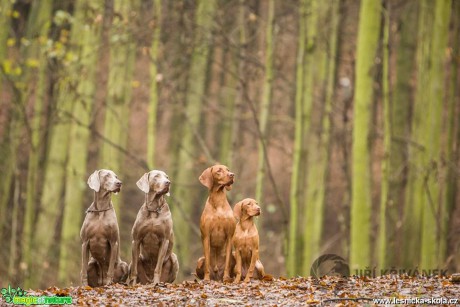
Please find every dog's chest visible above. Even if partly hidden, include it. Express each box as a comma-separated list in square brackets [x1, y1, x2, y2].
[84, 213, 118, 238]
[205, 207, 235, 245]
[234, 229, 258, 259]
[140, 214, 172, 241]
[208, 207, 234, 227]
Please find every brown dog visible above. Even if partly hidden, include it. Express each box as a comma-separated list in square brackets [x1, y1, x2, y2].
[128, 170, 179, 285]
[196, 165, 236, 282]
[232, 198, 265, 283]
[80, 169, 128, 287]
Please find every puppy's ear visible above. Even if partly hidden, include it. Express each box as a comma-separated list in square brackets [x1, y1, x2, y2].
[233, 200, 243, 220]
[87, 170, 101, 192]
[136, 173, 150, 194]
[199, 167, 213, 190]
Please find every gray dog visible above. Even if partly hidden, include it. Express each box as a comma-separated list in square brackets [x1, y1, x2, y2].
[80, 169, 128, 287]
[128, 170, 179, 285]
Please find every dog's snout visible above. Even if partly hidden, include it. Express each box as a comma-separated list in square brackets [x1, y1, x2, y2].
[166, 180, 171, 185]
[229, 172, 235, 178]
[116, 180, 122, 186]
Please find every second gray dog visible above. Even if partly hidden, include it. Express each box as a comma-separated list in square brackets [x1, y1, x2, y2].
[128, 170, 179, 285]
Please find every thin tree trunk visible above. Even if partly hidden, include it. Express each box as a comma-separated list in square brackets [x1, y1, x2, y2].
[390, 0, 418, 268]
[174, 0, 216, 272]
[34, 69, 74, 287]
[255, 0, 275, 203]
[100, 0, 139, 211]
[218, 45, 237, 166]
[403, 0, 434, 268]
[350, 0, 381, 271]
[0, 0, 15, 247]
[287, 0, 307, 277]
[59, 0, 104, 285]
[23, 0, 53, 288]
[378, 0, 390, 270]
[446, 0, 460, 243]
[420, 0, 451, 270]
[147, 0, 161, 168]
[302, 0, 337, 275]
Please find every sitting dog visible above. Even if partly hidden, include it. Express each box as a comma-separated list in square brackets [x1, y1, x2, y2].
[128, 170, 179, 285]
[80, 169, 128, 287]
[196, 165, 236, 282]
[232, 198, 265, 282]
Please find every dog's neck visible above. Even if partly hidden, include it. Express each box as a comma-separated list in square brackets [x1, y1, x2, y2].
[145, 193, 166, 213]
[208, 188, 229, 208]
[238, 215, 255, 231]
[93, 190, 113, 211]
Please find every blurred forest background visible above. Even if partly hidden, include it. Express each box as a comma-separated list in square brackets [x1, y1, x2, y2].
[0, 0, 459, 289]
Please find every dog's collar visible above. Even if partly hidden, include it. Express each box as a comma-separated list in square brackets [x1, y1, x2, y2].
[86, 205, 113, 213]
[146, 202, 166, 216]
[145, 192, 167, 216]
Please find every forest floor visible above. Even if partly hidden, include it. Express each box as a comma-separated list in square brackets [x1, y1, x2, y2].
[25, 275, 459, 306]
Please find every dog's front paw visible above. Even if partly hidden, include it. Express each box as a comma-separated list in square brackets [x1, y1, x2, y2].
[103, 277, 114, 285]
[127, 276, 137, 286]
[223, 275, 232, 283]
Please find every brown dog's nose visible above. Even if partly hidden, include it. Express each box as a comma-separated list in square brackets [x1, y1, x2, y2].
[166, 180, 171, 186]
[229, 172, 234, 178]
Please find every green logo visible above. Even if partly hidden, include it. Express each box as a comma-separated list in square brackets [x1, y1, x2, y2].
[1, 285, 73, 305]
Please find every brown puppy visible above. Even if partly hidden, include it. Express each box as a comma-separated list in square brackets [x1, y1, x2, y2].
[128, 170, 179, 285]
[232, 198, 265, 283]
[80, 169, 128, 287]
[196, 165, 236, 282]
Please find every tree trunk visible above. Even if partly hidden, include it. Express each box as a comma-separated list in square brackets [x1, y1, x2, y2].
[389, 0, 418, 268]
[255, 0, 275, 203]
[402, 0, 434, 268]
[350, 0, 381, 271]
[100, 0, 139, 211]
[420, 0, 451, 270]
[174, 0, 216, 273]
[23, 0, 53, 288]
[302, 0, 338, 275]
[147, 0, 162, 168]
[378, 0, 390, 270]
[446, 0, 460, 256]
[0, 0, 15, 248]
[59, 0, 104, 285]
[287, 0, 307, 277]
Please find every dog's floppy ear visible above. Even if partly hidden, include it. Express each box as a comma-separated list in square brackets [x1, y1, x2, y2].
[136, 172, 150, 194]
[87, 170, 101, 192]
[233, 200, 243, 220]
[199, 166, 213, 190]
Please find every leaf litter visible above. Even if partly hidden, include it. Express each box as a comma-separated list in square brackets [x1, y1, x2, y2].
[25, 275, 459, 306]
